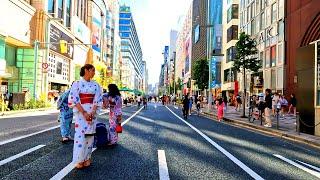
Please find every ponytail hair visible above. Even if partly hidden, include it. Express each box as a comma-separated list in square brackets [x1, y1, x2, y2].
[80, 64, 94, 77]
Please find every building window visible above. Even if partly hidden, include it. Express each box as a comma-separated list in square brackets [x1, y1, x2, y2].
[227, 25, 238, 42]
[227, 46, 237, 63]
[246, 6, 250, 22]
[66, 0, 71, 27]
[271, 45, 276, 67]
[260, 12, 265, 30]
[266, 7, 271, 26]
[251, 19, 256, 34]
[261, 0, 265, 10]
[250, 3, 255, 19]
[256, 0, 260, 14]
[265, 48, 270, 68]
[119, 19, 131, 25]
[278, 0, 284, 19]
[271, 3, 277, 23]
[256, 16, 260, 33]
[277, 43, 283, 65]
[271, 69, 276, 89]
[227, 4, 239, 23]
[48, 0, 55, 15]
[259, 51, 264, 66]
[58, 0, 64, 19]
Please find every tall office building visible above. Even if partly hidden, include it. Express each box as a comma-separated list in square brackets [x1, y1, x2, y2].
[119, 5, 143, 90]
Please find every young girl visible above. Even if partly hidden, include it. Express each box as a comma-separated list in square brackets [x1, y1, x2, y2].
[216, 98, 225, 122]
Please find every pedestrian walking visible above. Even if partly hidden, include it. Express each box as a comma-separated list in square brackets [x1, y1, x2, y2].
[137, 94, 141, 108]
[196, 96, 201, 115]
[236, 95, 242, 111]
[272, 92, 280, 116]
[216, 97, 225, 122]
[182, 95, 189, 119]
[68, 64, 102, 169]
[288, 93, 297, 116]
[57, 88, 73, 143]
[189, 96, 193, 115]
[279, 95, 288, 117]
[103, 84, 122, 146]
[264, 89, 273, 128]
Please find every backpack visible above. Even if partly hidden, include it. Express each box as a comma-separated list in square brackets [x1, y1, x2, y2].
[94, 123, 109, 148]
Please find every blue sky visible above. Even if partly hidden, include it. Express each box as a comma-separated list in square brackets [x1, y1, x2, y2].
[119, 0, 192, 85]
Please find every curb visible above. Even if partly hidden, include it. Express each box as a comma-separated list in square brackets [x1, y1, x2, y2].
[200, 111, 320, 149]
[0, 107, 55, 116]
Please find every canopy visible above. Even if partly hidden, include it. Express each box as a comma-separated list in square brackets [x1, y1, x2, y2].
[120, 87, 133, 92]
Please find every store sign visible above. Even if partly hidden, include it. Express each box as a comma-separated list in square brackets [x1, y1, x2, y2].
[92, 3, 102, 53]
[72, 16, 90, 44]
[50, 25, 74, 59]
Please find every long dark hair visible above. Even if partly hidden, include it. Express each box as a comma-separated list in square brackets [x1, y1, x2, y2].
[108, 84, 121, 97]
[80, 64, 94, 77]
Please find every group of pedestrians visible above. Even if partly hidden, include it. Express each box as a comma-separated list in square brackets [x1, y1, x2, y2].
[57, 64, 123, 169]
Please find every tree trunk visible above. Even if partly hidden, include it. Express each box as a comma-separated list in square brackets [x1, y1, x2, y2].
[242, 68, 246, 118]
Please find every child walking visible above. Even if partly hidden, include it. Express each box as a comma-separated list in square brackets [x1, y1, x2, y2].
[216, 98, 225, 122]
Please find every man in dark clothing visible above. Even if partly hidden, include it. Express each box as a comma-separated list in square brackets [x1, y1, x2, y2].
[264, 89, 273, 127]
[183, 95, 190, 119]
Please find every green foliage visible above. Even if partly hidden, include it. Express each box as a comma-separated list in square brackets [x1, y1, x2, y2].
[192, 59, 209, 90]
[233, 32, 261, 73]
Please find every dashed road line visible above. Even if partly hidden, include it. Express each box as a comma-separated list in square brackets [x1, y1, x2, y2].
[158, 150, 170, 180]
[0, 145, 46, 166]
[296, 160, 320, 172]
[166, 106, 264, 180]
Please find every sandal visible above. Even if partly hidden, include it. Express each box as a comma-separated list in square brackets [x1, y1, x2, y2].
[83, 159, 91, 167]
[75, 162, 84, 169]
[61, 137, 69, 143]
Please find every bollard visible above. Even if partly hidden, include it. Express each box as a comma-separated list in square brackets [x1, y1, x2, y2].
[260, 109, 263, 126]
[296, 112, 300, 135]
[276, 103, 281, 130]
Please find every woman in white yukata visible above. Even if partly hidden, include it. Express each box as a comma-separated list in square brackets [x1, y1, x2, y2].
[68, 64, 102, 169]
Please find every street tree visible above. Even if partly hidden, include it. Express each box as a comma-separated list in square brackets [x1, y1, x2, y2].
[192, 59, 209, 91]
[233, 32, 261, 117]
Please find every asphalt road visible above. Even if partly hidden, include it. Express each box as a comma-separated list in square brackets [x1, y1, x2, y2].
[0, 103, 320, 180]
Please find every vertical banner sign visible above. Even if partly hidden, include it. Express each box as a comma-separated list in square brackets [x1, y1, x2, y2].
[92, 3, 102, 53]
[317, 42, 320, 105]
[211, 57, 216, 88]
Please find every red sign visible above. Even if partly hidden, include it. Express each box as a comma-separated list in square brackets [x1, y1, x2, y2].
[234, 81, 239, 96]
[42, 63, 49, 69]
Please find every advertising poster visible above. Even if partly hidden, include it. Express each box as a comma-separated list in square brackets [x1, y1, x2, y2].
[92, 3, 102, 53]
[184, 35, 191, 74]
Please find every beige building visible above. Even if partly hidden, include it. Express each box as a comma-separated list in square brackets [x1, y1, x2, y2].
[221, 0, 239, 99]
[239, 0, 285, 95]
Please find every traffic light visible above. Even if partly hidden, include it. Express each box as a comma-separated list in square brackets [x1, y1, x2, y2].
[59, 40, 67, 53]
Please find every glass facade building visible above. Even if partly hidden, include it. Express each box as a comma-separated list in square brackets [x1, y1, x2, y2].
[119, 6, 143, 90]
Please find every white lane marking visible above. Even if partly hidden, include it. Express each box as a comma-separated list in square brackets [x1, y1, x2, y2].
[0, 145, 46, 166]
[136, 115, 155, 123]
[0, 125, 60, 146]
[50, 147, 97, 180]
[121, 107, 143, 126]
[51, 107, 142, 179]
[98, 109, 109, 115]
[274, 154, 320, 178]
[158, 150, 170, 180]
[166, 106, 264, 180]
[296, 160, 320, 172]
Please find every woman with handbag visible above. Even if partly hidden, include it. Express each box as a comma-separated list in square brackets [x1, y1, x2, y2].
[103, 84, 123, 146]
[68, 64, 102, 169]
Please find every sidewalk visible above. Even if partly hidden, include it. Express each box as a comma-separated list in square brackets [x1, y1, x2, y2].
[196, 104, 320, 149]
[0, 107, 56, 117]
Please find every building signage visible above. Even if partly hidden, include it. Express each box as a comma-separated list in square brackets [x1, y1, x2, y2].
[92, 3, 102, 53]
[50, 25, 74, 59]
[72, 16, 90, 44]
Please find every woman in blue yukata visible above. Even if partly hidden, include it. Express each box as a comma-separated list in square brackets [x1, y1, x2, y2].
[103, 84, 122, 146]
[68, 64, 102, 169]
[57, 87, 73, 143]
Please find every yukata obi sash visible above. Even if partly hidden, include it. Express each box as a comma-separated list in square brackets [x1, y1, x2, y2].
[79, 93, 95, 104]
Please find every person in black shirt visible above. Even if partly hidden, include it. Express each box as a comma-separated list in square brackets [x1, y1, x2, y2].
[183, 95, 190, 119]
[264, 89, 273, 127]
[288, 93, 297, 116]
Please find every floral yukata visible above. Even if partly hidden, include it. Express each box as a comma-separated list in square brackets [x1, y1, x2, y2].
[104, 95, 122, 144]
[68, 79, 102, 164]
[57, 89, 73, 138]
